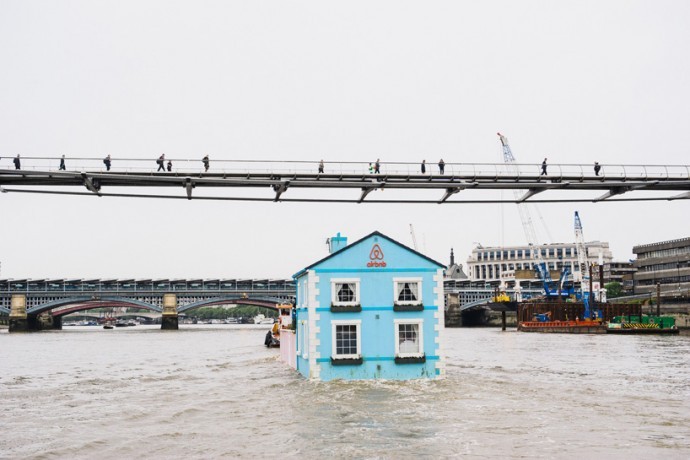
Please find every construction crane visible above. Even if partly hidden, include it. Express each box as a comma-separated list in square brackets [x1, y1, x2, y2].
[409, 224, 418, 251]
[574, 211, 594, 318]
[498, 133, 569, 298]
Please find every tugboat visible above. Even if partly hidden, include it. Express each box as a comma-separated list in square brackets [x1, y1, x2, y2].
[264, 319, 281, 347]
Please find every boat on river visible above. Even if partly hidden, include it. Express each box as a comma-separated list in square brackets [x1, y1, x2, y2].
[253, 314, 275, 325]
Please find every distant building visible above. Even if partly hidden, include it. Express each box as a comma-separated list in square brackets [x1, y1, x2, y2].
[603, 261, 637, 295]
[632, 237, 690, 295]
[292, 231, 446, 381]
[445, 248, 468, 280]
[466, 242, 613, 283]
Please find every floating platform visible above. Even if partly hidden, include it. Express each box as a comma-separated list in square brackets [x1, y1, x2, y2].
[518, 321, 679, 334]
[607, 323, 679, 335]
[518, 321, 606, 334]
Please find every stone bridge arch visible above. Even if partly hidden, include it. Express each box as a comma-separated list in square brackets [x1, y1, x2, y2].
[28, 296, 162, 316]
[178, 296, 293, 314]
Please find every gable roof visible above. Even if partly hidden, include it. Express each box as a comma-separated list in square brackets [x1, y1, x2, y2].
[293, 230, 445, 278]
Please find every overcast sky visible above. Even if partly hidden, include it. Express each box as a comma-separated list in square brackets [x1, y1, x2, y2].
[1, 1, 689, 280]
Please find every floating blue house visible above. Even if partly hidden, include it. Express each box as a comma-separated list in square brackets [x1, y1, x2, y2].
[292, 231, 446, 381]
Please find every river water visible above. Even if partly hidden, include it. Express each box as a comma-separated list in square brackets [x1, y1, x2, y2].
[1, 325, 688, 459]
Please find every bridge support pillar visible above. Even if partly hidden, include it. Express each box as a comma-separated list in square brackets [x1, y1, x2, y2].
[9, 294, 29, 332]
[161, 293, 179, 330]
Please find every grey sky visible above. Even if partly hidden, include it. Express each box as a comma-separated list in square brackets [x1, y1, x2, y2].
[1, 1, 689, 279]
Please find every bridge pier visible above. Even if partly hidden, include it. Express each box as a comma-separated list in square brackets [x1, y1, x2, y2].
[161, 293, 179, 330]
[9, 294, 29, 332]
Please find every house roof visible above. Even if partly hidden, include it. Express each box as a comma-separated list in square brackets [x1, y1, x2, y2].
[293, 230, 445, 279]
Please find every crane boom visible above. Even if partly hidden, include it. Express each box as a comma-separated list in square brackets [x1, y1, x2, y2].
[498, 133, 555, 294]
[574, 211, 593, 318]
[574, 211, 588, 288]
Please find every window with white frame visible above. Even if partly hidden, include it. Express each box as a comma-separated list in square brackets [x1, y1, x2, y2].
[331, 279, 360, 306]
[304, 280, 309, 307]
[331, 320, 361, 359]
[301, 321, 308, 358]
[393, 278, 422, 305]
[394, 319, 424, 358]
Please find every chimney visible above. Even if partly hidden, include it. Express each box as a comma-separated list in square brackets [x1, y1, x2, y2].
[328, 232, 348, 254]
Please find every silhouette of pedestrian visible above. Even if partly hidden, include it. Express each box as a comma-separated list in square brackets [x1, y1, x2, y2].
[438, 158, 445, 175]
[59, 155, 66, 170]
[157, 154, 165, 172]
[541, 158, 547, 175]
[594, 161, 601, 176]
[374, 159, 380, 174]
[13, 154, 20, 170]
[167, 160, 172, 172]
[202, 155, 210, 172]
[103, 154, 111, 171]
[318, 159, 324, 174]
[421, 160, 426, 174]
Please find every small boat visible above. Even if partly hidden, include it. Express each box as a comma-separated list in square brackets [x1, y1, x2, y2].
[264, 330, 280, 348]
[103, 322, 114, 329]
[253, 314, 276, 325]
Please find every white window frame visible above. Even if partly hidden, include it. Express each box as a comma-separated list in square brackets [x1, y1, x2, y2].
[331, 320, 361, 360]
[303, 280, 309, 307]
[394, 319, 424, 358]
[331, 278, 360, 307]
[302, 320, 308, 358]
[393, 277, 423, 306]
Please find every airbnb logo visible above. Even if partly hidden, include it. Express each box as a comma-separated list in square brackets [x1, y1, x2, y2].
[367, 244, 387, 267]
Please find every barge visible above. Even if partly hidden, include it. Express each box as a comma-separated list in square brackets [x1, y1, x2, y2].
[517, 302, 678, 334]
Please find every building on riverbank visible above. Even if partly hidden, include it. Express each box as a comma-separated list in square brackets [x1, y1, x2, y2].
[466, 241, 613, 283]
[633, 237, 690, 296]
[291, 231, 446, 381]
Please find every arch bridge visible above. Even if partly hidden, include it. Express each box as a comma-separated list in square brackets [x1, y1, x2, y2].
[0, 278, 295, 332]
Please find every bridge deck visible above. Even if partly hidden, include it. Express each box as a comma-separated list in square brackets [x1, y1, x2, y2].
[2, 160, 689, 203]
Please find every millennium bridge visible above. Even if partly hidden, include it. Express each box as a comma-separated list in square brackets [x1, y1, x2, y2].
[0, 278, 295, 332]
[1, 157, 689, 203]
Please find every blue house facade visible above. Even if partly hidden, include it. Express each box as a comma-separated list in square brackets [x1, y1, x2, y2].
[293, 231, 446, 381]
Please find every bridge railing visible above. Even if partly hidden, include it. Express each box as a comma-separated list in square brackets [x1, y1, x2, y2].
[3, 157, 689, 180]
[0, 279, 295, 294]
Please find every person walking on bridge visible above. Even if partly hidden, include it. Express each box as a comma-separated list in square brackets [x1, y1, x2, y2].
[594, 161, 601, 176]
[167, 160, 172, 172]
[438, 158, 445, 175]
[59, 155, 66, 171]
[374, 159, 380, 174]
[541, 158, 548, 175]
[421, 159, 426, 174]
[202, 155, 210, 172]
[318, 159, 324, 174]
[13, 154, 20, 170]
[157, 154, 165, 172]
[103, 154, 111, 171]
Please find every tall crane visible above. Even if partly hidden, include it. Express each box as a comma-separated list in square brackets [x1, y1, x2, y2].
[498, 133, 568, 297]
[574, 211, 593, 318]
